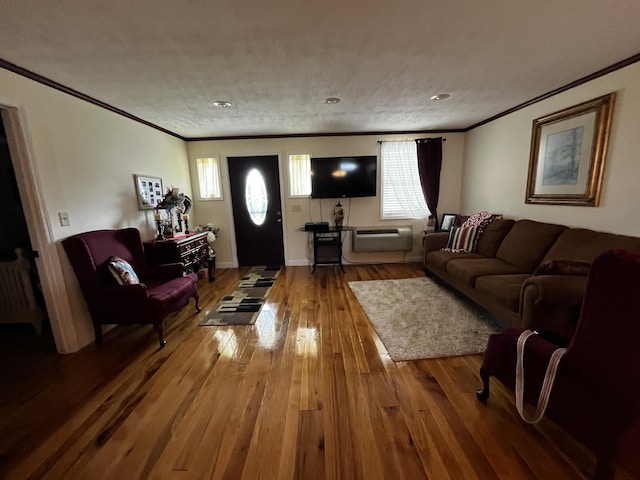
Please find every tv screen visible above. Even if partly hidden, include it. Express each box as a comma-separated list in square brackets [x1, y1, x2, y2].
[310, 155, 377, 198]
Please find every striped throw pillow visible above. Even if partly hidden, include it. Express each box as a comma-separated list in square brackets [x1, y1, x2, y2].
[445, 226, 480, 253]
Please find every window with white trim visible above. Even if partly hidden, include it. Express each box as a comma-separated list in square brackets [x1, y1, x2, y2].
[380, 141, 430, 219]
[196, 157, 222, 200]
[288, 154, 311, 197]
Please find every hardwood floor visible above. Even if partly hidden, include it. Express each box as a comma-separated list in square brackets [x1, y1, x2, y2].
[0, 263, 633, 479]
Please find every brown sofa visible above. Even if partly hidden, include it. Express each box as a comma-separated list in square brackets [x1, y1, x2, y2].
[423, 218, 640, 340]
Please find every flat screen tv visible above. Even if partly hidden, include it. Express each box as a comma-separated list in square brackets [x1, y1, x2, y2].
[310, 155, 377, 198]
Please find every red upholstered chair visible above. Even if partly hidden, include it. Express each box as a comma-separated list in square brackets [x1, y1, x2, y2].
[62, 228, 200, 348]
[476, 249, 640, 479]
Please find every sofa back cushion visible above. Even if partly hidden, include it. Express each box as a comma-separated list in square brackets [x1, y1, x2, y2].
[496, 220, 567, 272]
[542, 228, 640, 263]
[475, 219, 515, 257]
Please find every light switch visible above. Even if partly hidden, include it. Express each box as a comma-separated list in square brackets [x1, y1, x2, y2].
[291, 204, 302, 213]
[58, 211, 70, 227]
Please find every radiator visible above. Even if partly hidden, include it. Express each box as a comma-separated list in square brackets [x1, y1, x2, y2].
[0, 248, 44, 334]
[352, 226, 413, 252]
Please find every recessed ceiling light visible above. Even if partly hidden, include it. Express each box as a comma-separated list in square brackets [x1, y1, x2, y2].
[212, 100, 233, 108]
[430, 94, 450, 101]
[324, 97, 341, 104]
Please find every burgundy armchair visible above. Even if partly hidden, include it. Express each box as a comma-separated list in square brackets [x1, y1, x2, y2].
[476, 249, 640, 479]
[62, 228, 200, 348]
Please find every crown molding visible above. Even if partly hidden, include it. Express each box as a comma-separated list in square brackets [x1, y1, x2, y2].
[0, 58, 185, 141]
[186, 129, 464, 142]
[3, 52, 639, 141]
[465, 52, 640, 131]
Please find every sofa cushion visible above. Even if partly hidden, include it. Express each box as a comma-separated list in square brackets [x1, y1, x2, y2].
[475, 219, 515, 257]
[427, 250, 483, 271]
[496, 220, 567, 272]
[446, 258, 524, 287]
[454, 215, 470, 227]
[444, 226, 480, 252]
[542, 228, 640, 263]
[476, 274, 532, 312]
[146, 274, 198, 308]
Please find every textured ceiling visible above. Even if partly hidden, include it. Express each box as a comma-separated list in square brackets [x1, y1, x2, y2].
[2, 1, 640, 139]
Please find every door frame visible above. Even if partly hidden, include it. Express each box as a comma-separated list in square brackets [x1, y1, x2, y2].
[222, 152, 290, 268]
[1, 105, 80, 353]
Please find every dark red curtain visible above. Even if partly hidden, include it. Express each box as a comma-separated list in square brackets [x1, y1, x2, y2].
[416, 137, 443, 228]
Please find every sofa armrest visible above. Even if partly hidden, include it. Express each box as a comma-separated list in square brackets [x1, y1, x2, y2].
[481, 327, 571, 395]
[422, 232, 449, 264]
[521, 275, 587, 307]
[423, 232, 449, 252]
[518, 275, 587, 337]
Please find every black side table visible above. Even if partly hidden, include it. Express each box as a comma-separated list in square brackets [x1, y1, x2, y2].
[300, 226, 354, 273]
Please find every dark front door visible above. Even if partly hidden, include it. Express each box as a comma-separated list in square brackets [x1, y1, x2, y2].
[228, 155, 284, 266]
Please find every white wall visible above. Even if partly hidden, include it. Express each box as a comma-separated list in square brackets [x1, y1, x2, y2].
[0, 68, 191, 352]
[462, 61, 640, 236]
[187, 133, 465, 267]
[4, 55, 637, 353]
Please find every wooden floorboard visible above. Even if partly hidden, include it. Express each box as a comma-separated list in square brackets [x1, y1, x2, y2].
[0, 263, 634, 479]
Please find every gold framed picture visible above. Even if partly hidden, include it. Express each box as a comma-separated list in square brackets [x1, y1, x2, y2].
[525, 92, 616, 206]
[134, 174, 164, 210]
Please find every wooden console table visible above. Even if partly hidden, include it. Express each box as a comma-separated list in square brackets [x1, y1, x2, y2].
[143, 232, 215, 282]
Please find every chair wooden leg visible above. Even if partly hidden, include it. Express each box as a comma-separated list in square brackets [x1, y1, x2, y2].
[154, 322, 167, 348]
[194, 293, 201, 312]
[476, 367, 491, 402]
[208, 256, 216, 282]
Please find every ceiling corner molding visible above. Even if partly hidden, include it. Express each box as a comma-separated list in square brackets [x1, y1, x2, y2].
[465, 52, 640, 132]
[3, 51, 639, 141]
[185, 128, 465, 142]
[0, 58, 185, 141]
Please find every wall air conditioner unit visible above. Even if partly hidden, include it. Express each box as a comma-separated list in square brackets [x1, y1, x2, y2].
[352, 226, 413, 252]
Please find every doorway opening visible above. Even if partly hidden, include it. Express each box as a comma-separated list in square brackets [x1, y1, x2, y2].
[0, 115, 56, 381]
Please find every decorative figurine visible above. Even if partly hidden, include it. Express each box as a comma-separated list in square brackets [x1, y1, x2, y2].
[183, 214, 190, 234]
[332, 201, 345, 229]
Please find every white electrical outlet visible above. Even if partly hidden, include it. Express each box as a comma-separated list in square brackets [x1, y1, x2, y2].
[58, 211, 70, 227]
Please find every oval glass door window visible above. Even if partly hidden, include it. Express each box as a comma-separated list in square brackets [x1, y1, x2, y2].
[245, 168, 268, 225]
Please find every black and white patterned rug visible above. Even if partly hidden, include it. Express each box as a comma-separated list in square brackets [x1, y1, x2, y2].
[199, 266, 281, 326]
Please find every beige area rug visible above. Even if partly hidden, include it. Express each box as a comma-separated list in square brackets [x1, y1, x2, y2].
[348, 277, 502, 361]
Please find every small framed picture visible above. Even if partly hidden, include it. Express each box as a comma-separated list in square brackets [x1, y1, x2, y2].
[440, 213, 457, 232]
[134, 174, 164, 210]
